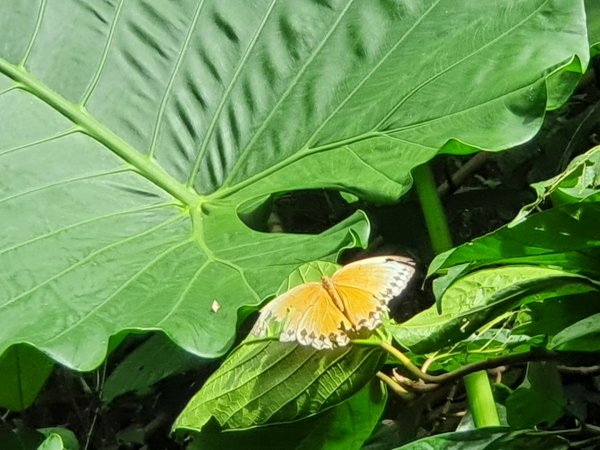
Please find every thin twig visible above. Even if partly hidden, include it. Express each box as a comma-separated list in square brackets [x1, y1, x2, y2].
[377, 371, 414, 400]
[438, 152, 492, 197]
[557, 365, 600, 376]
[83, 362, 107, 450]
[379, 342, 566, 385]
[430, 382, 459, 433]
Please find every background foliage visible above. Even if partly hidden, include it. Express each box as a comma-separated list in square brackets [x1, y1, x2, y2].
[0, 1, 599, 449]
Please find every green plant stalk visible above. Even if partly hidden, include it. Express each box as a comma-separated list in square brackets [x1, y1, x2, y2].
[464, 372, 500, 427]
[413, 163, 500, 427]
[412, 164, 453, 254]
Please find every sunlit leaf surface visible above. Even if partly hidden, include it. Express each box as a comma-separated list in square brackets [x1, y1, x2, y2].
[0, 1, 588, 368]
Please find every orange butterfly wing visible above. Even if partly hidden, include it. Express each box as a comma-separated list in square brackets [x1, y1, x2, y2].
[331, 256, 416, 331]
[251, 283, 352, 349]
[251, 256, 415, 349]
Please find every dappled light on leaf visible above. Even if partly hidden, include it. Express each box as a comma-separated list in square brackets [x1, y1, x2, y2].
[174, 340, 385, 431]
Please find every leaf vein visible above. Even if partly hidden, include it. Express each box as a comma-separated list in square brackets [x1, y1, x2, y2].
[80, 0, 126, 105]
[20, 0, 47, 65]
[0, 202, 178, 257]
[260, 347, 357, 423]
[343, 145, 398, 185]
[155, 258, 210, 326]
[222, 0, 355, 186]
[301, 0, 442, 149]
[374, 0, 549, 130]
[221, 346, 326, 424]
[199, 342, 301, 402]
[0, 214, 185, 311]
[0, 127, 78, 158]
[147, 0, 206, 157]
[0, 167, 132, 206]
[188, 0, 279, 187]
[45, 239, 193, 343]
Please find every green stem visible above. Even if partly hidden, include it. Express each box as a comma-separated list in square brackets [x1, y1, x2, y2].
[413, 164, 453, 254]
[413, 162, 500, 427]
[464, 372, 501, 427]
[376, 371, 413, 400]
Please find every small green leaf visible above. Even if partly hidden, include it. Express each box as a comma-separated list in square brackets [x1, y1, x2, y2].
[514, 292, 600, 338]
[516, 146, 600, 220]
[429, 201, 600, 297]
[37, 434, 64, 450]
[0, 345, 53, 411]
[587, 0, 600, 54]
[37, 429, 78, 450]
[422, 330, 542, 373]
[187, 379, 386, 450]
[506, 362, 566, 428]
[549, 312, 600, 351]
[280, 261, 340, 292]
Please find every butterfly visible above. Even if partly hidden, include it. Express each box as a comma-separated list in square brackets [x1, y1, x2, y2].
[251, 256, 416, 350]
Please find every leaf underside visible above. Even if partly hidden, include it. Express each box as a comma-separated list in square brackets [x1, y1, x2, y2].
[0, 0, 589, 368]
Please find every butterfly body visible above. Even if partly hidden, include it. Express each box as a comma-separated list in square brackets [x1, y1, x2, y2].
[321, 276, 345, 312]
[251, 256, 416, 350]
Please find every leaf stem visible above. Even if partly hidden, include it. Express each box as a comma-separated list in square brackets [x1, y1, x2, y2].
[376, 371, 413, 400]
[380, 341, 439, 383]
[464, 371, 500, 427]
[413, 164, 453, 254]
[378, 342, 580, 389]
[413, 161, 499, 427]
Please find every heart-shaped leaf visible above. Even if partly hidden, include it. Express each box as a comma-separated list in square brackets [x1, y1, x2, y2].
[0, 1, 589, 369]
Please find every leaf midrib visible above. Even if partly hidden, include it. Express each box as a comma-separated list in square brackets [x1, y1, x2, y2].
[0, 59, 200, 207]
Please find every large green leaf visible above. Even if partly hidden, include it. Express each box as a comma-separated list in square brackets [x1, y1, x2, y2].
[187, 379, 386, 450]
[0, 1, 589, 369]
[174, 340, 385, 430]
